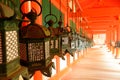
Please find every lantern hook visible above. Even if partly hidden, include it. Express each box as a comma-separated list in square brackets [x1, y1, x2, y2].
[20, 0, 42, 24]
[44, 0, 57, 26]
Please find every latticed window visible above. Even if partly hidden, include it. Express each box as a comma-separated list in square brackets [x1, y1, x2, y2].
[62, 37, 68, 45]
[28, 42, 44, 62]
[55, 39, 58, 49]
[45, 41, 50, 59]
[50, 40, 54, 49]
[6, 31, 18, 62]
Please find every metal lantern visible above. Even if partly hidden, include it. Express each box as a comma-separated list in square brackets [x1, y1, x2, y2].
[77, 35, 84, 51]
[0, 1, 28, 80]
[80, 35, 87, 49]
[44, 0, 64, 59]
[19, 0, 54, 77]
[49, 25, 63, 59]
[60, 27, 73, 57]
[69, 32, 77, 53]
[115, 41, 120, 48]
[60, 0, 74, 57]
[75, 34, 80, 51]
[45, 16, 63, 59]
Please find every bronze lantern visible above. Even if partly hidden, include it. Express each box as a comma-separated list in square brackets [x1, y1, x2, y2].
[69, 32, 77, 53]
[77, 35, 84, 51]
[60, 26, 73, 57]
[19, 0, 54, 77]
[44, 0, 64, 59]
[115, 41, 120, 48]
[59, 0, 74, 57]
[0, 1, 28, 80]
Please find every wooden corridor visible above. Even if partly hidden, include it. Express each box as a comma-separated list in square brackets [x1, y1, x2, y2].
[60, 45, 120, 80]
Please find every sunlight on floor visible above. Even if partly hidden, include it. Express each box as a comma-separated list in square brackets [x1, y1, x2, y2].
[61, 44, 120, 80]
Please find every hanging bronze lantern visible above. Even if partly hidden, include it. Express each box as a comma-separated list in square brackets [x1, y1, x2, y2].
[44, 0, 64, 59]
[68, 26, 77, 54]
[60, 0, 74, 57]
[68, 0, 77, 54]
[77, 34, 84, 51]
[0, 1, 28, 80]
[59, 26, 73, 57]
[75, 33, 79, 51]
[115, 41, 120, 48]
[19, 0, 54, 77]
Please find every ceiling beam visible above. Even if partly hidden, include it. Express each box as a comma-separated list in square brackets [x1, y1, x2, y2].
[69, 7, 120, 17]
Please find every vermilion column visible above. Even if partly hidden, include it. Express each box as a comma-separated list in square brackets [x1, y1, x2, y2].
[106, 29, 110, 49]
[111, 27, 116, 54]
[115, 25, 120, 58]
[110, 27, 113, 52]
[55, 56, 60, 74]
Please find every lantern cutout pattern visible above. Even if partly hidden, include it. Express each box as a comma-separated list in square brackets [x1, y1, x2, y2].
[19, 0, 54, 77]
[0, 1, 28, 80]
[44, 0, 64, 60]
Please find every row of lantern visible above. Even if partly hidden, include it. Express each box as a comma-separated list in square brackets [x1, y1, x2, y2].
[0, 0, 93, 79]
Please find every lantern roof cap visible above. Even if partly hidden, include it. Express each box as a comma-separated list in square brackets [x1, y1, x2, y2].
[22, 24, 50, 38]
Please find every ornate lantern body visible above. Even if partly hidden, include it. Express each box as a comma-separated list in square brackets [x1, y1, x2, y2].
[19, 0, 54, 77]
[48, 26, 63, 59]
[80, 35, 87, 50]
[75, 34, 80, 51]
[44, 0, 63, 59]
[115, 41, 120, 48]
[0, 2, 28, 79]
[69, 32, 77, 53]
[60, 27, 73, 56]
[77, 35, 85, 51]
[20, 25, 53, 77]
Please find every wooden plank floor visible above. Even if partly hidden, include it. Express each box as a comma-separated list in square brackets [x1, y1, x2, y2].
[60, 45, 120, 80]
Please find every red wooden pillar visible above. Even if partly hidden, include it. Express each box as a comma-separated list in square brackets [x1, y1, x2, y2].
[55, 56, 60, 74]
[66, 54, 70, 66]
[34, 71, 42, 80]
[110, 27, 113, 52]
[106, 29, 110, 50]
[111, 27, 116, 54]
[112, 26, 117, 55]
[106, 30, 109, 47]
[115, 25, 120, 58]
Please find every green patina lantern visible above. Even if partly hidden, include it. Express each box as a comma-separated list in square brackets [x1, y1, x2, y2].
[77, 35, 84, 51]
[60, 26, 73, 57]
[60, 0, 74, 57]
[0, 1, 28, 80]
[19, 0, 54, 77]
[69, 31, 77, 54]
[48, 23, 63, 59]
[44, 0, 64, 59]
[75, 33, 80, 51]
[115, 41, 120, 48]
[80, 35, 87, 49]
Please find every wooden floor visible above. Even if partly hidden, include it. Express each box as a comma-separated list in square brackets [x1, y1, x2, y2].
[60, 45, 120, 80]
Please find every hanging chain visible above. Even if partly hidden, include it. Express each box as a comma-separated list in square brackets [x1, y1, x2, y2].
[66, 0, 69, 25]
[49, 0, 52, 14]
